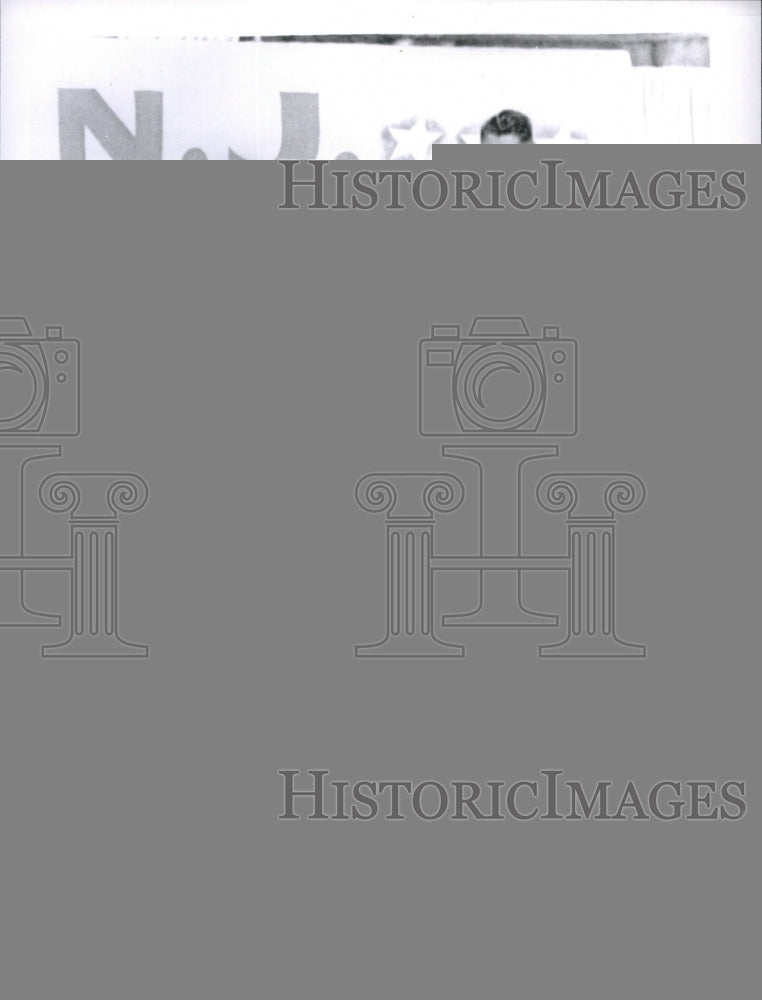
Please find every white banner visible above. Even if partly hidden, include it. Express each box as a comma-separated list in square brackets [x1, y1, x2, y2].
[3, 37, 650, 159]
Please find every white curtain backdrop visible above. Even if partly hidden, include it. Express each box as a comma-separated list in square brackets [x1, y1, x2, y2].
[633, 67, 713, 143]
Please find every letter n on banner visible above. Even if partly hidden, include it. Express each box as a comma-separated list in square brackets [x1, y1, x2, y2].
[59, 90, 163, 160]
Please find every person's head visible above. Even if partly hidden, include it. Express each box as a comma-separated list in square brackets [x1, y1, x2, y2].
[480, 109, 533, 145]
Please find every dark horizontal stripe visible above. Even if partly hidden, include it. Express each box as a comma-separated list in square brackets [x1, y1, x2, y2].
[241, 34, 709, 67]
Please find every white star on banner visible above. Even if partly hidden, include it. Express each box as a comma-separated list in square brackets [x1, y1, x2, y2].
[455, 127, 481, 145]
[535, 125, 589, 144]
[387, 118, 445, 159]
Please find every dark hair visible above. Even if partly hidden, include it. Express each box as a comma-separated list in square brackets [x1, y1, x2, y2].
[480, 109, 533, 143]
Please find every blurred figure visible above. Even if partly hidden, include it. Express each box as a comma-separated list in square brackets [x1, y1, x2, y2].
[481, 109, 534, 144]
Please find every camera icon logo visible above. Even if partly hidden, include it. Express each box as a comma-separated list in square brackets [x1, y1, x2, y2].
[358, 315, 646, 660]
[0, 315, 149, 657]
[0, 317, 81, 435]
[419, 317, 577, 436]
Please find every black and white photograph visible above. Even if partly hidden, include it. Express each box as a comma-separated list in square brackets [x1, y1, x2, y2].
[1, 0, 760, 158]
[1, 2, 762, 999]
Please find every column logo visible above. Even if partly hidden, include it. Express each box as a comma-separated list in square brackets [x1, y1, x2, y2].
[355, 317, 646, 659]
[0, 317, 149, 658]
